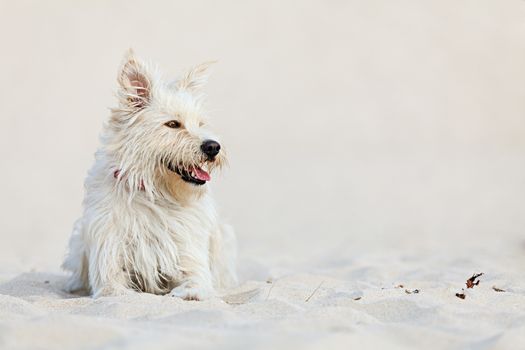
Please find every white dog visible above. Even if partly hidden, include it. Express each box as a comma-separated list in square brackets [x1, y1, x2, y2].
[62, 50, 237, 300]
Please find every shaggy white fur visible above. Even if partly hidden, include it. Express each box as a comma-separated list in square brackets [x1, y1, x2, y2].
[62, 50, 237, 300]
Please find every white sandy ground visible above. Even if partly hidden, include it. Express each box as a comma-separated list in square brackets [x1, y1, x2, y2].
[1, 1, 525, 349]
[1, 248, 525, 349]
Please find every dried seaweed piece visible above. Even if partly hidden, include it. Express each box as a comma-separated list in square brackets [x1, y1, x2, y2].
[492, 286, 505, 292]
[466, 273, 483, 289]
[405, 289, 420, 294]
[353, 296, 362, 301]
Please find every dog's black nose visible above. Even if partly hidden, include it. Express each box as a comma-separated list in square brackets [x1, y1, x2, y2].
[201, 140, 221, 158]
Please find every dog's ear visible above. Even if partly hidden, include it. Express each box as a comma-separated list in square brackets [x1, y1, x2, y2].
[117, 49, 152, 110]
[174, 61, 216, 92]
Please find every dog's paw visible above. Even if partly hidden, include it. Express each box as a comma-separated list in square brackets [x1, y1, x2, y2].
[168, 282, 215, 301]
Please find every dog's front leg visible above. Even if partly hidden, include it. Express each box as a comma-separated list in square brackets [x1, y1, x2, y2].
[169, 235, 215, 301]
[88, 245, 133, 298]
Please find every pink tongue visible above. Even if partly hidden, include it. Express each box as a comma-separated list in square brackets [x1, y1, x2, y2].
[193, 167, 211, 181]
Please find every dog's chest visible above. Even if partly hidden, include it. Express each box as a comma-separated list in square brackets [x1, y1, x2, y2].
[122, 198, 216, 293]
[159, 199, 216, 239]
[125, 196, 217, 263]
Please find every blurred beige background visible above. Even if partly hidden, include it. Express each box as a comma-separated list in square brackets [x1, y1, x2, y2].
[0, 0, 524, 276]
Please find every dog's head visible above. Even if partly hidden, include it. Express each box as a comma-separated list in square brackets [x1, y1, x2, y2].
[107, 50, 226, 196]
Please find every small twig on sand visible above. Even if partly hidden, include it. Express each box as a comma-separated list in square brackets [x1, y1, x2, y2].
[305, 281, 325, 302]
[266, 281, 275, 301]
[492, 286, 506, 292]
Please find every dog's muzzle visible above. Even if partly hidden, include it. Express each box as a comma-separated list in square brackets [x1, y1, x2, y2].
[166, 140, 220, 186]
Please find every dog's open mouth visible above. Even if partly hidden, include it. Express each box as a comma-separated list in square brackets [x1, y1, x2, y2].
[167, 163, 211, 186]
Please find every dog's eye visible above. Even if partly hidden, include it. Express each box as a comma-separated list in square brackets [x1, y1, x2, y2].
[164, 120, 181, 129]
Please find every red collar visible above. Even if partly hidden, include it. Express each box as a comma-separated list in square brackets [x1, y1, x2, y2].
[113, 170, 145, 191]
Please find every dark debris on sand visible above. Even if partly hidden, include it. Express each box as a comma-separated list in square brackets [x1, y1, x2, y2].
[455, 290, 466, 300]
[466, 273, 483, 289]
[455, 272, 484, 300]
[405, 289, 420, 294]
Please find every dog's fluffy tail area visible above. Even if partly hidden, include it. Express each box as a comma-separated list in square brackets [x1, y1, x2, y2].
[62, 221, 90, 294]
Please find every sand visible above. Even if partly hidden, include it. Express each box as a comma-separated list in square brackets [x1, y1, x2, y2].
[1, 1, 524, 349]
[1, 251, 524, 349]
